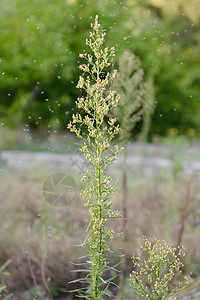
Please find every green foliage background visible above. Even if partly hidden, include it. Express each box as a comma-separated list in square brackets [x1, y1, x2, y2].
[0, 0, 200, 136]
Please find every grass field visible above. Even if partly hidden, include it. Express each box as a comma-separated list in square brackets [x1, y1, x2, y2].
[0, 138, 200, 299]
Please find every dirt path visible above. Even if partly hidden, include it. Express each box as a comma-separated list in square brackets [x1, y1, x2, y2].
[1, 149, 200, 177]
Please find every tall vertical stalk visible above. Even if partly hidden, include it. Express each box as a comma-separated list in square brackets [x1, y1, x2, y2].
[68, 15, 123, 299]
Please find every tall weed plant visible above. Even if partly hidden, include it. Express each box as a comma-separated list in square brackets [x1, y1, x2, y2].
[68, 15, 123, 299]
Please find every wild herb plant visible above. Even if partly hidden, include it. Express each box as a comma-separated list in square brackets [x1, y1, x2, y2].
[111, 50, 155, 144]
[111, 50, 146, 145]
[68, 15, 123, 299]
[129, 237, 190, 300]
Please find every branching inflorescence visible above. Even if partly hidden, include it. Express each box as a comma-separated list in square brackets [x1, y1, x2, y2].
[130, 237, 190, 300]
[68, 15, 123, 299]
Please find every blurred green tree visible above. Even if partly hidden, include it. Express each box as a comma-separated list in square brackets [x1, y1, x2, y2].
[0, 0, 199, 136]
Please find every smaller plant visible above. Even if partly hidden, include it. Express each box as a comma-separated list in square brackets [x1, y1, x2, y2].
[129, 237, 190, 300]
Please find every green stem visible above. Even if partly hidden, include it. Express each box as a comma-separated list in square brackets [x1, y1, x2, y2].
[93, 51, 103, 299]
